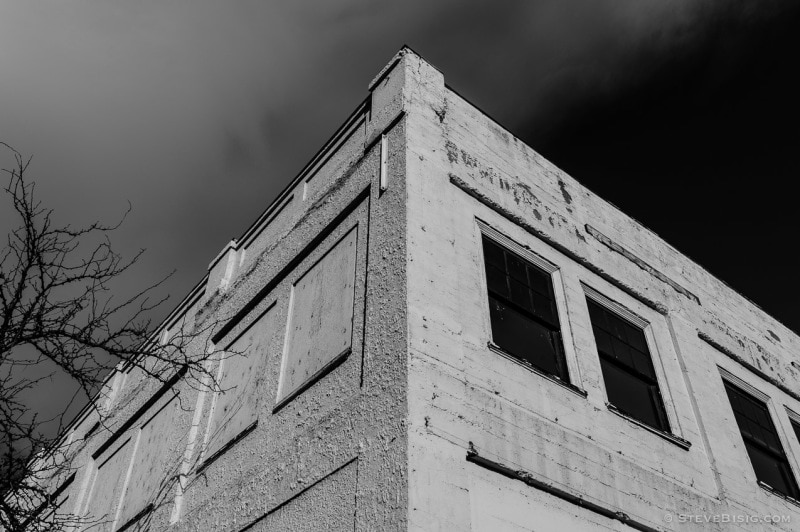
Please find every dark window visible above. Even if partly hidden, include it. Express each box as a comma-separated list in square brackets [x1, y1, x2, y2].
[482, 237, 568, 380]
[792, 419, 800, 447]
[724, 382, 800, 499]
[586, 299, 669, 431]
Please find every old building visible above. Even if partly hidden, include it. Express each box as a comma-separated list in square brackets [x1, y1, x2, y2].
[40, 47, 800, 531]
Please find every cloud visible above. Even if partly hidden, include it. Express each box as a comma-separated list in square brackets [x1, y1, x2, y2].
[3, 0, 799, 437]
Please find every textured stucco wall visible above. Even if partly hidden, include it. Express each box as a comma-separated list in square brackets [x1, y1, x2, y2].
[50, 49, 409, 532]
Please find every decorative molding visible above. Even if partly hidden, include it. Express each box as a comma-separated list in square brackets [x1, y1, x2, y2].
[700, 331, 800, 404]
[584, 224, 700, 305]
[785, 407, 800, 426]
[718, 366, 770, 403]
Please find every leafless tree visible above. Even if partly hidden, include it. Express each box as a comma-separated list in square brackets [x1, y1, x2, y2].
[0, 143, 220, 531]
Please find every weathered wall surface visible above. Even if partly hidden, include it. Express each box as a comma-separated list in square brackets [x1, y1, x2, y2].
[38, 47, 800, 532]
[49, 50, 410, 532]
[277, 226, 358, 404]
[243, 459, 358, 532]
[401, 47, 800, 531]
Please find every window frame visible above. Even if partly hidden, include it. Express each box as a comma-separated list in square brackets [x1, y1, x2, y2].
[473, 217, 691, 448]
[583, 285, 671, 433]
[787, 408, 800, 449]
[721, 369, 800, 500]
[581, 283, 690, 444]
[477, 220, 581, 390]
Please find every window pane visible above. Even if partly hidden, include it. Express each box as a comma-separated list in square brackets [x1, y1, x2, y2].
[610, 337, 633, 367]
[625, 323, 646, 351]
[485, 265, 508, 298]
[724, 382, 800, 499]
[587, 301, 607, 329]
[509, 278, 533, 312]
[587, 300, 657, 380]
[482, 236, 568, 381]
[610, 318, 628, 343]
[630, 348, 656, 380]
[527, 267, 550, 297]
[726, 387, 783, 455]
[483, 239, 505, 268]
[489, 296, 560, 377]
[600, 358, 666, 431]
[531, 292, 557, 326]
[592, 328, 613, 357]
[507, 254, 527, 282]
[744, 441, 800, 499]
[587, 298, 668, 432]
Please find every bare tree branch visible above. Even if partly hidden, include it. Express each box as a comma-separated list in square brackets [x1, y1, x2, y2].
[0, 144, 224, 531]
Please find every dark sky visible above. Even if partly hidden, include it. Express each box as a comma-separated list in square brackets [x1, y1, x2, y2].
[2, 0, 799, 431]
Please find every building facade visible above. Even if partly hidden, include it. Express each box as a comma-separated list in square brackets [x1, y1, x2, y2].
[40, 48, 800, 531]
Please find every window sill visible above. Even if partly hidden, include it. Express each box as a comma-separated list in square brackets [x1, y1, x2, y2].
[196, 420, 259, 474]
[273, 347, 351, 414]
[116, 504, 154, 532]
[606, 403, 691, 450]
[487, 342, 587, 398]
[758, 481, 800, 508]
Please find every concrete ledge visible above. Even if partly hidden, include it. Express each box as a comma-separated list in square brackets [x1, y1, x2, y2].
[466, 442, 661, 532]
[450, 173, 670, 315]
[195, 420, 259, 475]
[585, 224, 699, 305]
[699, 331, 800, 403]
[487, 341, 588, 398]
[606, 403, 691, 450]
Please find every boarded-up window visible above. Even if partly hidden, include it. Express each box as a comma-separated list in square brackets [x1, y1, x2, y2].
[205, 303, 278, 458]
[278, 227, 357, 403]
[116, 395, 182, 528]
[33, 472, 75, 527]
[85, 438, 133, 530]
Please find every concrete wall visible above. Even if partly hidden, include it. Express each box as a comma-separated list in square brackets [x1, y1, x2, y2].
[38, 47, 800, 532]
[400, 47, 800, 531]
[46, 49, 410, 532]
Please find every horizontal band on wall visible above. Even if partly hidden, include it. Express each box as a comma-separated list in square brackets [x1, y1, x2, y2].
[466, 442, 661, 532]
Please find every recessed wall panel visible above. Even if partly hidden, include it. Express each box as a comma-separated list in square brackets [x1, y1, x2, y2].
[206, 304, 279, 458]
[116, 395, 181, 527]
[278, 227, 358, 403]
[85, 439, 133, 530]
